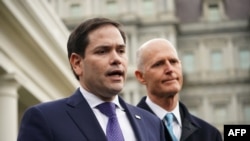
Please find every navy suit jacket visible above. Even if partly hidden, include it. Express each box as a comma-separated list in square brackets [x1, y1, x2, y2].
[137, 96, 223, 141]
[17, 89, 166, 141]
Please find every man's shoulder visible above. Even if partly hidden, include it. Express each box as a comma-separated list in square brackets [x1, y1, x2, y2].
[181, 107, 220, 133]
[190, 114, 219, 130]
[25, 97, 68, 114]
[179, 102, 220, 131]
[29, 89, 80, 111]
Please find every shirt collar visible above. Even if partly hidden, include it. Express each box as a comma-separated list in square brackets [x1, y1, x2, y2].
[79, 86, 123, 110]
[146, 96, 182, 126]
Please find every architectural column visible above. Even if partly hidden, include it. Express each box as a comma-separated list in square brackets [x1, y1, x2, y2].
[167, 0, 175, 13]
[123, 90, 130, 104]
[130, 29, 138, 65]
[167, 26, 177, 47]
[230, 94, 238, 124]
[0, 74, 20, 141]
[198, 41, 208, 80]
[226, 38, 235, 77]
[201, 96, 210, 121]
[159, 0, 176, 20]
[85, 0, 93, 17]
[132, 86, 140, 105]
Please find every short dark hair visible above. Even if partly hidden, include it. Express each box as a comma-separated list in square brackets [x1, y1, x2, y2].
[67, 17, 126, 80]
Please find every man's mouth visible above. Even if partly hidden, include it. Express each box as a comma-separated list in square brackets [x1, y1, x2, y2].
[162, 78, 176, 83]
[107, 70, 124, 77]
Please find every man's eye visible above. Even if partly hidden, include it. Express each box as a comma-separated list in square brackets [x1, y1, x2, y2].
[118, 49, 125, 54]
[96, 50, 107, 54]
[170, 59, 179, 64]
[153, 61, 164, 67]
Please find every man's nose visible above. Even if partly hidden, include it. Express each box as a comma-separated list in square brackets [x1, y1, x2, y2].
[164, 61, 173, 74]
[110, 51, 122, 65]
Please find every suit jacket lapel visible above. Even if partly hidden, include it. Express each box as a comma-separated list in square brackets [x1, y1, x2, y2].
[118, 97, 145, 141]
[65, 89, 107, 141]
[179, 102, 199, 141]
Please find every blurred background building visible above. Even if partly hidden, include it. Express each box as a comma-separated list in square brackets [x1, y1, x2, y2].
[0, 0, 249, 140]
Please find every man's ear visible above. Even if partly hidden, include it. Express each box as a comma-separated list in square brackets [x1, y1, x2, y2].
[134, 70, 146, 85]
[70, 53, 83, 76]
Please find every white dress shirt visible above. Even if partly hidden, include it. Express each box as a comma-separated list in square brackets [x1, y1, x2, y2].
[146, 97, 182, 141]
[79, 87, 136, 141]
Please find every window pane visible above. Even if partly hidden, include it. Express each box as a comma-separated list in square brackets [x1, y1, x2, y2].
[208, 4, 220, 21]
[243, 104, 250, 123]
[70, 4, 81, 17]
[214, 105, 227, 124]
[106, 0, 117, 15]
[143, 0, 154, 15]
[211, 51, 222, 71]
[183, 53, 195, 73]
[239, 50, 250, 69]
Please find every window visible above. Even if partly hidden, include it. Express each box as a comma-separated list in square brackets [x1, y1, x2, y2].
[208, 3, 220, 22]
[182, 53, 195, 73]
[211, 51, 223, 71]
[160, 0, 167, 12]
[70, 4, 81, 17]
[239, 49, 250, 69]
[243, 104, 250, 123]
[143, 0, 154, 15]
[106, 0, 117, 15]
[214, 105, 227, 124]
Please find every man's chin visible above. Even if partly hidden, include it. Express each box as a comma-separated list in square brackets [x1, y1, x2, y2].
[109, 87, 123, 95]
[165, 89, 180, 96]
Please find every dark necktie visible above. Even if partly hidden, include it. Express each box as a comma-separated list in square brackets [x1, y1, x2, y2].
[97, 102, 124, 141]
[164, 113, 178, 141]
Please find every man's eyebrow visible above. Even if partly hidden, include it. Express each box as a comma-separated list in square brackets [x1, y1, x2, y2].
[95, 45, 110, 49]
[117, 44, 126, 47]
[96, 43, 125, 47]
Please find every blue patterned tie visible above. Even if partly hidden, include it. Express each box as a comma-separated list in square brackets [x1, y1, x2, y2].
[97, 102, 124, 141]
[165, 113, 178, 141]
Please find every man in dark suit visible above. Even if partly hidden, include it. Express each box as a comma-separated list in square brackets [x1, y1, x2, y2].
[17, 18, 166, 141]
[134, 38, 223, 141]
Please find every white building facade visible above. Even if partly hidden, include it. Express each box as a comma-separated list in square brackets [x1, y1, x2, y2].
[0, 0, 249, 140]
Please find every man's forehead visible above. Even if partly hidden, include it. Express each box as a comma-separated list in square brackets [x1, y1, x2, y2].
[143, 40, 176, 53]
[141, 38, 174, 48]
